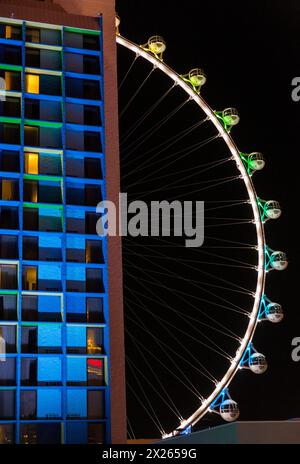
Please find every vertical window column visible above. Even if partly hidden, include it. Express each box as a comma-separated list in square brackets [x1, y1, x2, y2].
[61, 26, 68, 439]
[15, 19, 26, 445]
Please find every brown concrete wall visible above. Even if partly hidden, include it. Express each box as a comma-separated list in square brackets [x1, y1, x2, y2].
[0, 0, 126, 444]
[0, 0, 99, 29]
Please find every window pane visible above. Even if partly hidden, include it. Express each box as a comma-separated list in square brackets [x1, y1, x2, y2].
[86, 240, 103, 264]
[88, 423, 105, 444]
[0, 390, 15, 419]
[37, 389, 61, 419]
[0, 424, 14, 444]
[23, 236, 38, 260]
[21, 326, 37, 353]
[87, 328, 103, 354]
[20, 390, 37, 419]
[0, 206, 19, 229]
[87, 358, 104, 386]
[0, 264, 18, 289]
[0, 294, 17, 321]
[67, 326, 86, 354]
[86, 268, 104, 293]
[88, 390, 104, 419]
[21, 357, 37, 386]
[38, 294, 62, 322]
[0, 358, 15, 385]
[24, 152, 39, 174]
[67, 357, 87, 385]
[22, 295, 38, 321]
[66, 295, 86, 322]
[87, 297, 104, 323]
[0, 149, 20, 172]
[37, 357, 61, 384]
[0, 324, 16, 352]
[26, 74, 40, 94]
[67, 389, 86, 419]
[66, 422, 87, 444]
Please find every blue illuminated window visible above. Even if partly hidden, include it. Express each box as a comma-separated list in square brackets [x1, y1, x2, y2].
[37, 389, 61, 419]
[38, 356, 62, 385]
[67, 389, 87, 418]
[67, 356, 86, 385]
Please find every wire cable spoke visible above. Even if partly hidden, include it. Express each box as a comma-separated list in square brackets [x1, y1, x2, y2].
[126, 155, 229, 188]
[126, 327, 202, 399]
[125, 134, 220, 187]
[122, 98, 191, 159]
[125, 286, 231, 360]
[126, 348, 182, 420]
[127, 327, 183, 419]
[123, 117, 209, 175]
[118, 54, 139, 90]
[125, 281, 239, 344]
[128, 162, 232, 194]
[124, 249, 253, 295]
[120, 67, 156, 119]
[121, 84, 177, 146]
[124, 246, 250, 313]
[124, 255, 244, 339]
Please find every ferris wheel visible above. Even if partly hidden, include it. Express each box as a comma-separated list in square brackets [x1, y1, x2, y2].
[116, 15, 287, 440]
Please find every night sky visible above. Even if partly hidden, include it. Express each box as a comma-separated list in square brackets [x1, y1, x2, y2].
[116, 0, 299, 437]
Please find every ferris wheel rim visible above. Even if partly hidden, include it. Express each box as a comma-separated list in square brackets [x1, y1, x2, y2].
[117, 33, 266, 436]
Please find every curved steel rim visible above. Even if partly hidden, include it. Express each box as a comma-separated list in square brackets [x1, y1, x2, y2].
[117, 34, 266, 436]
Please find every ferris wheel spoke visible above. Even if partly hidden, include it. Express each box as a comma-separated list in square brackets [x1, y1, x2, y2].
[205, 235, 257, 248]
[125, 134, 220, 186]
[125, 155, 228, 188]
[192, 246, 257, 268]
[126, 268, 248, 317]
[127, 261, 253, 297]
[124, 247, 253, 295]
[127, 328, 184, 419]
[120, 67, 156, 119]
[126, 306, 224, 382]
[124, 247, 249, 314]
[121, 84, 177, 145]
[126, 351, 183, 421]
[122, 98, 191, 159]
[118, 54, 139, 91]
[124, 258, 244, 342]
[126, 293, 212, 387]
[126, 281, 226, 372]
[124, 244, 255, 271]
[125, 242, 254, 250]
[125, 283, 239, 354]
[123, 116, 208, 173]
[126, 326, 203, 399]
[206, 216, 252, 221]
[162, 176, 240, 202]
[125, 236, 256, 292]
[127, 418, 135, 440]
[205, 201, 250, 213]
[126, 379, 165, 435]
[204, 220, 253, 229]
[126, 284, 234, 360]
[128, 162, 231, 194]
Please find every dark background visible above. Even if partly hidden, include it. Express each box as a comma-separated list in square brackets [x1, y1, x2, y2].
[116, 0, 299, 432]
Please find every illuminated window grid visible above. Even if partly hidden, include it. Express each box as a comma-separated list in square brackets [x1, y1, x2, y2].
[0, 17, 109, 444]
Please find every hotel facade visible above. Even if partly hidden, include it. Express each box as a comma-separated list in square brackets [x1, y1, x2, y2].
[0, 0, 125, 444]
